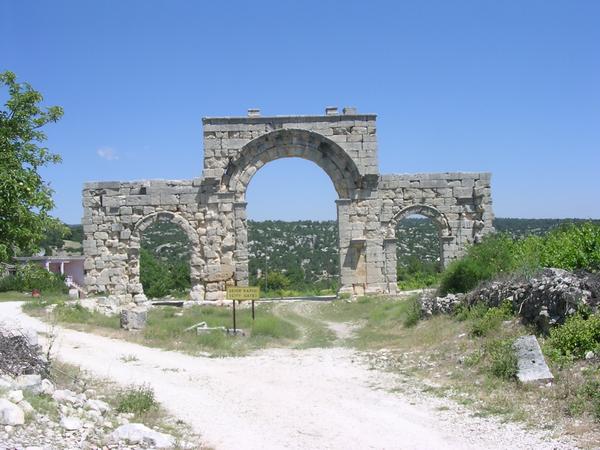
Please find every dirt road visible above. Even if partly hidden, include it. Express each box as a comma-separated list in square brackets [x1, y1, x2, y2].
[0, 302, 574, 450]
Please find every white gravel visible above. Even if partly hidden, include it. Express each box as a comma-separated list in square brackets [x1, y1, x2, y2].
[0, 301, 577, 450]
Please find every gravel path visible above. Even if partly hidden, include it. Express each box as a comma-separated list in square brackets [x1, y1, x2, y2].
[0, 302, 576, 450]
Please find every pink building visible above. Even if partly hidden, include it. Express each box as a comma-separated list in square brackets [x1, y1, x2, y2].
[13, 256, 85, 287]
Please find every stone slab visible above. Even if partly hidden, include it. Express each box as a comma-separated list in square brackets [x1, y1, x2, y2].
[513, 335, 554, 383]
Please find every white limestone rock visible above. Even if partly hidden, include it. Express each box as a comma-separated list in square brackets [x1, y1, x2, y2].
[85, 398, 110, 414]
[108, 423, 175, 448]
[14, 374, 41, 393]
[40, 378, 55, 395]
[18, 399, 34, 415]
[60, 416, 82, 431]
[52, 389, 79, 405]
[0, 399, 25, 426]
[7, 390, 23, 403]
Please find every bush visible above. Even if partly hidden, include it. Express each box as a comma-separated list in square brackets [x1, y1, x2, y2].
[258, 271, 291, 292]
[0, 263, 67, 293]
[0, 275, 21, 292]
[486, 339, 518, 380]
[438, 222, 600, 296]
[545, 313, 600, 360]
[439, 234, 516, 295]
[540, 222, 600, 272]
[116, 384, 157, 415]
[397, 257, 440, 290]
[469, 301, 513, 337]
[402, 296, 422, 328]
[140, 249, 190, 299]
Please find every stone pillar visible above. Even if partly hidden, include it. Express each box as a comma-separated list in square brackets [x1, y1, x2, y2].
[336, 199, 355, 294]
[233, 201, 249, 286]
[383, 238, 397, 295]
[365, 239, 386, 294]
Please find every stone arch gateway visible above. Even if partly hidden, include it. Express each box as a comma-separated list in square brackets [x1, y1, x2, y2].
[82, 109, 494, 304]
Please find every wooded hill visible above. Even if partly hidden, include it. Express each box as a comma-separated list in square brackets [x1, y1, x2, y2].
[52, 219, 599, 284]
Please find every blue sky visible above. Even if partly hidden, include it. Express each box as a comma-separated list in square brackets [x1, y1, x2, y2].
[2, 0, 599, 223]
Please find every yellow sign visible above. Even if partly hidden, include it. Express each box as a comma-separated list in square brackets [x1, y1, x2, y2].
[226, 286, 260, 300]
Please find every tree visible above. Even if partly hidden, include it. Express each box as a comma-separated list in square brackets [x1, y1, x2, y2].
[0, 71, 64, 261]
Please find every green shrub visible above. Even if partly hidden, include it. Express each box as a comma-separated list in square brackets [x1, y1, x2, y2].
[0, 275, 21, 292]
[402, 296, 422, 328]
[116, 384, 157, 415]
[486, 339, 518, 380]
[439, 234, 517, 295]
[545, 313, 600, 360]
[439, 259, 486, 295]
[397, 257, 440, 290]
[540, 222, 600, 272]
[139, 248, 191, 299]
[0, 264, 67, 293]
[438, 222, 600, 296]
[470, 301, 513, 337]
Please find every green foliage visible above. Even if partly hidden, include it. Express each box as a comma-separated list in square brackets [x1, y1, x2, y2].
[439, 234, 516, 295]
[545, 313, 600, 361]
[139, 248, 190, 298]
[402, 296, 422, 328]
[439, 222, 600, 296]
[23, 392, 58, 420]
[396, 257, 440, 290]
[469, 301, 514, 337]
[564, 368, 600, 420]
[258, 271, 290, 291]
[37, 220, 70, 255]
[0, 71, 64, 262]
[0, 274, 21, 292]
[0, 263, 67, 293]
[539, 222, 600, 272]
[248, 220, 340, 290]
[485, 339, 518, 380]
[66, 224, 84, 243]
[116, 384, 157, 415]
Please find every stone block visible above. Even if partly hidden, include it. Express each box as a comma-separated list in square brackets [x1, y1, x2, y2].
[120, 306, 148, 330]
[514, 335, 554, 383]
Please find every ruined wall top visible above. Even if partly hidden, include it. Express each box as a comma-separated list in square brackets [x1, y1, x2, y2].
[202, 108, 379, 184]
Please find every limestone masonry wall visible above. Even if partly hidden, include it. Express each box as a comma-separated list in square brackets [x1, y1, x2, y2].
[82, 108, 494, 303]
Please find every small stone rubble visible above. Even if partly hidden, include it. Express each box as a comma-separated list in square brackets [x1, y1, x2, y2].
[467, 268, 599, 331]
[420, 268, 600, 332]
[0, 325, 193, 449]
[420, 293, 464, 317]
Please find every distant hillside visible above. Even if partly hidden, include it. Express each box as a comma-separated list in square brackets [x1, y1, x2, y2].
[62, 218, 599, 282]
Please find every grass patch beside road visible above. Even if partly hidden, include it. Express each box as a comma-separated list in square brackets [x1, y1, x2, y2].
[26, 299, 300, 357]
[0, 291, 68, 303]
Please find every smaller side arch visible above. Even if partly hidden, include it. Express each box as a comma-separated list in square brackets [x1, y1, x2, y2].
[133, 211, 200, 245]
[383, 204, 455, 294]
[387, 204, 452, 238]
[128, 211, 203, 301]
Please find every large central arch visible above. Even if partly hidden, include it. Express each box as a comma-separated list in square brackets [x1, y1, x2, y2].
[220, 129, 364, 290]
[221, 129, 363, 200]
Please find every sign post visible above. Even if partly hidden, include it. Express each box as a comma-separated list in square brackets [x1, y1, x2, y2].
[226, 286, 260, 333]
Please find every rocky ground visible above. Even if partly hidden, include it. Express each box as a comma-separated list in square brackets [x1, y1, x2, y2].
[1, 301, 581, 450]
[0, 325, 198, 449]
